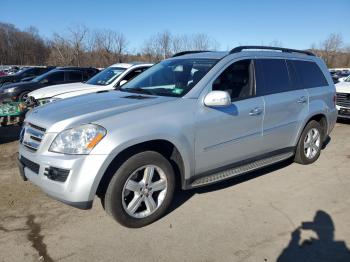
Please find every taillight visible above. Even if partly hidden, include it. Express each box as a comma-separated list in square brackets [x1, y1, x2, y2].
[333, 94, 337, 106]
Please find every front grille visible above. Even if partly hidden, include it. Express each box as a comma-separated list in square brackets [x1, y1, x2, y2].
[336, 93, 350, 108]
[20, 156, 40, 174]
[21, 123, 46, 151]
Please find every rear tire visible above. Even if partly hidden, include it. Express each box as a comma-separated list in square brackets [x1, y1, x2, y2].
[294, 120, 323, 165]
[104, 151, 175, 228]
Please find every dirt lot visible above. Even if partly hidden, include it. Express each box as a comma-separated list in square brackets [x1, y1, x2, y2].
[0, 121, 350, 262]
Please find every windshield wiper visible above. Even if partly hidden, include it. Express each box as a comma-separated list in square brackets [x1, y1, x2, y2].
[121, 87, 156, 95]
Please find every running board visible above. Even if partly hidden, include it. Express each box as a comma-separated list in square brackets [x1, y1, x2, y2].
[191, 151, 294, 187]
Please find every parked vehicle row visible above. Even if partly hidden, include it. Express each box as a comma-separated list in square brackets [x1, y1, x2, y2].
[17, 46, 337, 228]
[335, 75, 350, 119]
[0, 66, 56, 88]
[0, 67, 99, 102]
[330, 69, 350, 84]
[27, 62, 152, 106]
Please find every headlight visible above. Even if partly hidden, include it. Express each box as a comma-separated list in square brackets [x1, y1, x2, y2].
[49, 124, 106, 154]
[4, 87, 16, 93]
[39, 97, 61, 105]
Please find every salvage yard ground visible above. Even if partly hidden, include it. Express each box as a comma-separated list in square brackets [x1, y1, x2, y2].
[0, 121, 350, 262]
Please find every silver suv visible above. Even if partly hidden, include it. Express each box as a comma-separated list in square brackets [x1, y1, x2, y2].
[17, 46, 337, 228]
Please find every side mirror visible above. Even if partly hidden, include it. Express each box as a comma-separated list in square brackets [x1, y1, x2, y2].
[119, 80, 128, 86]
[204, 91, 231, 107]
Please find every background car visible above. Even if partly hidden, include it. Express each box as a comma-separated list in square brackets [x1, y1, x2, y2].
[0, 66, 56, 87]
[28, 63, 152, 105]
[335, 75, 350, 119]
[330, 70, 350, 84]
[0, 67, 99, 102]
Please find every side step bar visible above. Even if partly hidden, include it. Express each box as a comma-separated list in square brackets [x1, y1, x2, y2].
[191, 151, 294, 188]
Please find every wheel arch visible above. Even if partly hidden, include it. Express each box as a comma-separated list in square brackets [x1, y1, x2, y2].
[295, 113, 328, 146]
[95, 139, 187, 199]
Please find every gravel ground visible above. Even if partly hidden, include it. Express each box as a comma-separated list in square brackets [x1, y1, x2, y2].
[0, 121, 350, 262]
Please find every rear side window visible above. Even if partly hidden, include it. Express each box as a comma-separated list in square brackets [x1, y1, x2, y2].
[286, 60, 302, 90]
[292, 60, 328, 88]
[255, 59, 290, 96]
[68, 71, 83, 81]
[47, 72, 65, 83]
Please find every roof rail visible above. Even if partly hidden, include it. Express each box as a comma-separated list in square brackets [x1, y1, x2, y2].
[172, 50, 210, 57]
[229, 46, 315, 56]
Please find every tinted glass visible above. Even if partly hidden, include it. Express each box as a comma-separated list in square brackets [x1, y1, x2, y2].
[256, 59, 290, 96]
[68, 71, 83, 81]
[46, 72, 65, 83]
[20, 68, 36, 77]
[212, 59, 254, 100]
[120, 59, 217, 97]
[293, 60, 328, 88]
[286, 60, 302, 90]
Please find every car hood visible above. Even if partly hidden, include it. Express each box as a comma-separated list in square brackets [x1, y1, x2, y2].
[0, 81, 38, 90]
[54, 85, 114, 99]
[0, 75, 14, 83]
[25, 91, 177, 132]
[335, 82, 350, 94]
[28, 82, 97, 99]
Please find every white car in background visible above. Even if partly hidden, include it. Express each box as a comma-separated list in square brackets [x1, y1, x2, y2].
[28, 62, 153, 105]
[335, 75, 350, 119]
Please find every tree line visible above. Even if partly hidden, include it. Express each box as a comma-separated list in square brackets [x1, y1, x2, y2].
[0, 22, 349, 68]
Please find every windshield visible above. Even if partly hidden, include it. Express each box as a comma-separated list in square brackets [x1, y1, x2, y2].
[15, 68, 30, 76]
[345, 76, 350, 82]
[86, 67, 126, 86]
[120, 59, 217, 97]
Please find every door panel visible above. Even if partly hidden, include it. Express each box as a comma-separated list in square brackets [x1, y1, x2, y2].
[255, 58, 309, 152]
[195, 97, 264, 174]
[262, 90, 308, 152]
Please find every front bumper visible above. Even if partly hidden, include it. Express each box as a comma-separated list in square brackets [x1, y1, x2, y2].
[336, 105, 350, 119]
[18, 144, 110, 209]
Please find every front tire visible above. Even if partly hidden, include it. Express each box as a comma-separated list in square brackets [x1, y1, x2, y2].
[18, 91, 30, 102]
[104, 151, 175, 228]
[294, 120, 323, 165]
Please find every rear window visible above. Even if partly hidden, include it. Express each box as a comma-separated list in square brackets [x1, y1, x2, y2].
[292, 60, 328, 88]
[256, 59, 290, 96]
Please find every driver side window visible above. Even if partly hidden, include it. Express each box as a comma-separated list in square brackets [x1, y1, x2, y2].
[119, 67, 149, 85]
[212, 59, 255, 100]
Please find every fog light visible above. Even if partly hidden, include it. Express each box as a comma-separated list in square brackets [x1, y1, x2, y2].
[44, 167, 70, 182]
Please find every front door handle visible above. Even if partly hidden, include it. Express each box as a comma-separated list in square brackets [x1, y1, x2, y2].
[297, 96, 307, 104]
[249, 107, 263, 116]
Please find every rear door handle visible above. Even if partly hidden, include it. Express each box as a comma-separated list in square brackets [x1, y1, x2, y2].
[249, 107, 263, 116]
[297, 96, 307, 104]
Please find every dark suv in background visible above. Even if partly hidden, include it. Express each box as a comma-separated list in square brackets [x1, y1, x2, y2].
[0, 66, 56, 87]
[0, 67, 99, 102]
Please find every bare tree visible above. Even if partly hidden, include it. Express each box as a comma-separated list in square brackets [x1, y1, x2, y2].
[192, 33, 218, 50]
[2, 22, 349, 68]
[311, 33, 344, 67]
[269, 40, 283, 47]
[143, 31, 219, 61]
